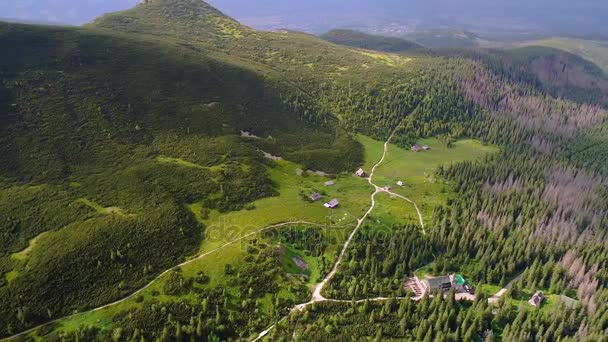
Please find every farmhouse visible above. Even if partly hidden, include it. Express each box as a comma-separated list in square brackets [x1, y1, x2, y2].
[411, 144, 421, 152]
[324, 199, 340, 209]
[324, 180, 335, 186]
[310, 193, 322, 201]
[355, 168, 367, 177]
[528, 291, 545, 307]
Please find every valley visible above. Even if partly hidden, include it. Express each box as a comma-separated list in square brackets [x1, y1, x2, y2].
[0, 0, 607, 341]
[2, 130, 495, 341]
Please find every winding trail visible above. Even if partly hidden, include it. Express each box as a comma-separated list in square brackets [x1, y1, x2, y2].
[3, 129, 427, 342]
[311, 129, 412, 302]
[253, 128, 428, 341]
[0, 220, 340, 342]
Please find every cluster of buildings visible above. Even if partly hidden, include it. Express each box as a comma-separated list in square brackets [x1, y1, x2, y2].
[309, 192, 340, 208]
[408, 274, 555, 309]
[310, 167, 408, 210]
[308, 140, 431, 209]
[404, 273, 475, 299]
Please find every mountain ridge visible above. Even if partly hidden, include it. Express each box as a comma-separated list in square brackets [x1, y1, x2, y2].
[320, 29, 425, 53]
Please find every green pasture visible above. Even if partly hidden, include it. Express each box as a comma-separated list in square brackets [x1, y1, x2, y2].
[369, 137, 498, 223]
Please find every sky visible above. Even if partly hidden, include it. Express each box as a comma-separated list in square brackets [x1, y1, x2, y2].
[0, 0, 606, 37]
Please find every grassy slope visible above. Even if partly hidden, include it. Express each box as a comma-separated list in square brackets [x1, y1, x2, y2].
[0, 1, 429, 334]
[44, 134, 497, 337]
[371, 137, 499, 223]
[518, 37, 608, 73]
[2, 0, 603, 339]
[0, 16, 363, 335]
[320, 29, 424, 53]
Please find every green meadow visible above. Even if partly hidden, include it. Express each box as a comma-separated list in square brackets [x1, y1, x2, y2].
[27, 134, 497, 337]
[369, 137, 499, 223]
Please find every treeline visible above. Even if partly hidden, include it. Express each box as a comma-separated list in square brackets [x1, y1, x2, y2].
[314, 59, 480, 146]
[39, 239, 310, 342]
[324, 224, 435, 299]
[439, 46, 608, 107]
[0, 142, 278, 336]
[500, 292, 607, 341]
[270, 292, 500, 341]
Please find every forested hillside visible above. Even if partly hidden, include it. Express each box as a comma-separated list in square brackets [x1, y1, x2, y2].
[320, 29, 425, 53]
[0, 0, 607, 340]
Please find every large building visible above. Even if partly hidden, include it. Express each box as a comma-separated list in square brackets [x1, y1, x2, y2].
[421, 274, 466, 292]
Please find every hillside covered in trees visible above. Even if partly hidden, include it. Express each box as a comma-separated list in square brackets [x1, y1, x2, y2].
[0, 0, 607, 340]
[320, 29, 425, 53]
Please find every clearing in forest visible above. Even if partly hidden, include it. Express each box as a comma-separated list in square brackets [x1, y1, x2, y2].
[77, 199, 131, 216]
[360, 136, 498, 223]
[18, 135, 497, 339]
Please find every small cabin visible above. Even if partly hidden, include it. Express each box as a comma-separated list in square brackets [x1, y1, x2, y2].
[324, 199, 340, 209]
[411, 144, 421, 153]
[397, 181, 404, 187]
[324, 180, 335, 187]
[310, 193, 322, 201]
[355, 168, 367, 177]
[384, 185, 392, 191]
[423, 145, 430, 151]
[528, 291, 545, 307]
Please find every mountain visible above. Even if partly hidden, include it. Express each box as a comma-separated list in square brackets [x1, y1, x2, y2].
[320, 29, 425, 53]
[517, 37, 608, 73]
[3, 0, 608, 37]
[503, 46, 608, 105]
[0, 0, 139, 25]
[401, 29, 484, 48]
[444, 45, 608, 106]
[0, 17, 70, 26]
[0, 2, 365, 333]
[1, 0, 607, 341]
[206, 0, 608, 37]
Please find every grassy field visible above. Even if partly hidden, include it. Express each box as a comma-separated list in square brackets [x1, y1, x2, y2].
[280, 245, 324, 285]
[42, 137, 382, 336]
[414, 263, 435, 279]
[371, 192, 421, 228]
[192, 158, 374, 253]
[368, 137, 499, 223]
[24, 135, 497, 338]
[480, 284, 504, 297]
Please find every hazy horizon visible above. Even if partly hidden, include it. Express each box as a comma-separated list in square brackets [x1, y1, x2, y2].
[1, 0, 607, 38]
